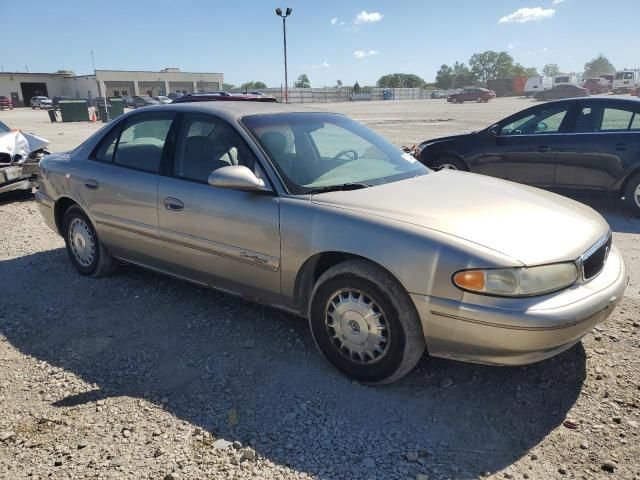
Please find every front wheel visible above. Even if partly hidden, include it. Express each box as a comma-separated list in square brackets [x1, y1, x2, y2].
[429, 156, 467, 171]
[308, 260, 425, 384]
[623, 173, 640, 217]
[63, 205, 117, 277]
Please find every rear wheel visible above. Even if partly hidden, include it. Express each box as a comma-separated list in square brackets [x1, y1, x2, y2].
[63, 205, 117, 277]
[429, 156, 467, 172]
[476, 96, 483, 103]
[308, 260, 425, 384]
[623, 173, 640, 217]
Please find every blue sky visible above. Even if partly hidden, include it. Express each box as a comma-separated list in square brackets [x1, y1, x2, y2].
[1, 0, 638, 87]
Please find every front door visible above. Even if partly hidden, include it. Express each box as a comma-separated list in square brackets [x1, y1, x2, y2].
[475, 103, 571, 186]
[555, 102, 640, 190]
[157, 112, 281, 303]
[79, 111, 175, 267]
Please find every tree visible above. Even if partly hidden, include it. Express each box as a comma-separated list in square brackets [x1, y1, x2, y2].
[542, 63, 560, 77]
[294, 74, 311, 88]
[240, 81, 267, 90]
[584, 54, 615, 79]
[451, 62, 476, 88]
[376, 73, 426, 88]
[435, 64, 453, 89]
[222, 83, 236, 90]
[509, 63, 538, 77]
[353, 81, 361, 94]
[469, 51, 514, 84]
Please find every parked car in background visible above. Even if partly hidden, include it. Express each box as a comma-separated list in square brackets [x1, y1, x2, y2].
[613, 71, 638, 94]
[91, 97, 112, 108]
[35, 101, 627, 383]
[553, 75, 578, 87]
[30, 96, 52, 109]
[630, 87, 640, 97]
[0, 96, 13, 110]
[430, 91, 447, 99]
[415, 97, 640, 214]
[167, 92, 184, 100]
[1, 130, 49, 195]
[153, 95, 172, 104]
[133, 96, 160, 108]
[446, 88, 496, 103]
[524, 76, 553, 97]
[120, 95, 135, 107]
[583, 78, 611, 95]
[534, 84, 588, 100]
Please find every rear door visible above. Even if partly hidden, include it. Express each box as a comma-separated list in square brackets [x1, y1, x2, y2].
[555, 101, 640, 190]
[474, 103, 571, 186]
[80, 111, 175, 266]
[157, 112, 281, 303]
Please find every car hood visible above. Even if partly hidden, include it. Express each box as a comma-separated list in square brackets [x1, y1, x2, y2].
[418, 133, 474, 149]
[311, 172, 609, 266]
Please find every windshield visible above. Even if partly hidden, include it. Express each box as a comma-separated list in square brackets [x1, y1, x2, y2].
[242, 112, 428, 194]
[0, 120, 10, 133]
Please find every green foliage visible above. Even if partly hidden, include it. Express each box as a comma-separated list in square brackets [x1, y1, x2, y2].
[510, 64, 538, 77]
[469, 51, 514, 84]
[584, 54, 616, 78]
[376, 73, 426, 88]
[542, 63, 561, 77]
[435, 65, 453, 89]
[353, 81, 361, 94]
[294, 74, 311, 88]
[222, 83, 236, 90]
[240, 81, 267, 90]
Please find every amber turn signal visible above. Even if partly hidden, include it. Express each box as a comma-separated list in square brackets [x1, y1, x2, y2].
[453, 270, 485, 291]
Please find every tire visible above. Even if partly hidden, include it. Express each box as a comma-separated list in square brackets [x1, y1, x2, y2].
[623, 173, 640, 217]
[32, 106, 36, 109]
[476, 96, 483, 103]
[62, 205, 117, 277]
[308, 259, 425, 384]
[428, 155, 467, 171]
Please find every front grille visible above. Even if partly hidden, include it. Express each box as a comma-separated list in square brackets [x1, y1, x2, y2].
[582, 234, 612, 280]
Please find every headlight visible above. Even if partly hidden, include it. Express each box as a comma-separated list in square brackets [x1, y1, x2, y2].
[453, 263, 578, 297]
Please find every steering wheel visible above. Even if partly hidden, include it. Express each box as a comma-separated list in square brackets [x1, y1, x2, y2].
[333, 149, 359, 161]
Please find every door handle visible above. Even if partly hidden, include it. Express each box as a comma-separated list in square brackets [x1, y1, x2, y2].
[163, 197, 184, 211]
[537, 146, 552, 153]
[84, 179, 99, 190]
[615, 143, 627, 151]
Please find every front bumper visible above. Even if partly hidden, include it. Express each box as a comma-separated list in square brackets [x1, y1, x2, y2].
[411, 246, 628, 365]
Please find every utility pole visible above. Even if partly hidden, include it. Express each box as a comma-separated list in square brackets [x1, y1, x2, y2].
[275, 8, 292, 103]
[91, 50, 109, 121]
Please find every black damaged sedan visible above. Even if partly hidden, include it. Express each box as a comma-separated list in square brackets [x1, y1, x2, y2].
[416, 97, 640, 215]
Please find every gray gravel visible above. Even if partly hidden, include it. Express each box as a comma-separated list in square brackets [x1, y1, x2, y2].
[1, 101, 639, 479]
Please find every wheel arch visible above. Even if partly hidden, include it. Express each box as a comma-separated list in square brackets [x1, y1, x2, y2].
[420, 149, 469, 171]
[293, 251, 407, 318]
[617, 165, 640, 194]
[53, 197, 80, 235]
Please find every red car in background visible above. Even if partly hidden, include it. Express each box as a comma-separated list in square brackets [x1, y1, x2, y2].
[447, 88, 496, 103]
[583, 78, 611, 94]
[0, 96, 13, 110]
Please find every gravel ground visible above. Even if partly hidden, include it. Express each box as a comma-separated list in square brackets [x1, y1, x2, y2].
[1, 99, 639, 480]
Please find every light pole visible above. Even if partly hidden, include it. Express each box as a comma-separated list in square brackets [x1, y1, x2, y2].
[275, 7, 292, 103]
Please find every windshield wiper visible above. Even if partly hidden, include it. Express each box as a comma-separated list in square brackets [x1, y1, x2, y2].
[306, 183, 372, 195]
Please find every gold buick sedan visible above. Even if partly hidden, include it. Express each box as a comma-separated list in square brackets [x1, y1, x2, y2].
[36, 101, 628, 384]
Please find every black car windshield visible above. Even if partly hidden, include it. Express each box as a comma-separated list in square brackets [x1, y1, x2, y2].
[242, 112, 428, 194]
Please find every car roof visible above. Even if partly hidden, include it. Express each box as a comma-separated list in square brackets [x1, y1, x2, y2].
[129, 101, 329, 121]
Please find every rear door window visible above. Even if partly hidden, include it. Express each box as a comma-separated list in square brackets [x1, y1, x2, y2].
[600, 108, 635, 131]
[114, 115, 174, 172]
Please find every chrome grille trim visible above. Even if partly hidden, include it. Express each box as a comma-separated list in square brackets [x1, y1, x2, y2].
[578, 231, 612, 281]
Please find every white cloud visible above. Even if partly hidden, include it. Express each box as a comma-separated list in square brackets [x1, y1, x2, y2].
[330, 17, 337, 25]
[552, 0, 565, 4]
[354, 10, 383, 24]
[507, 42, 520, 50]
[498, 7, 555, 23]
[353, 49, 379, 59]
[310, 62, 330, 69]
[339, 21, 345, 26]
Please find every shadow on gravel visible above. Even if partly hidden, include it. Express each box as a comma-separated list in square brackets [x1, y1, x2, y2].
[0, 189, 34, 206]
[0, 248, 586, 479]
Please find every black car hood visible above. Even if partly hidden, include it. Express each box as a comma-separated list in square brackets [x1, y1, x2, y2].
[418, 132, 476, 148]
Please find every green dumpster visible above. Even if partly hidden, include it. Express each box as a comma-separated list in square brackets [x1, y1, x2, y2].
[108, 98, 124, 118]
[59, 100, 89, 122]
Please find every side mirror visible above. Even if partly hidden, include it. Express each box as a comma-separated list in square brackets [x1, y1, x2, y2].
[488, 124, 500, 136]
[208, 165, 267, 191]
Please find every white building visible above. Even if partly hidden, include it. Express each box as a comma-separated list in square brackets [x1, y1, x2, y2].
[0, 68, 224, 106]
